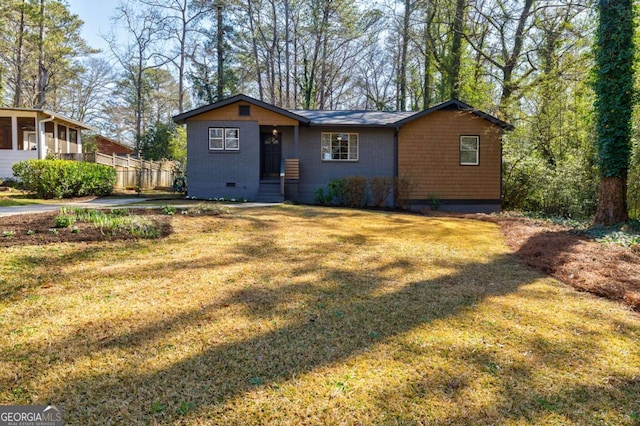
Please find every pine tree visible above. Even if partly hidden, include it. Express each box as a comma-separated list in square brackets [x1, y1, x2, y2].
[593, 0, 636, 225]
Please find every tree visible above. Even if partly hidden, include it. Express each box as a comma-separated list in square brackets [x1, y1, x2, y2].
[0, 0, 89, 108]
[107, 2, 170, 150]
[57, 57, 115, 125]
[593, 0, 636, 225]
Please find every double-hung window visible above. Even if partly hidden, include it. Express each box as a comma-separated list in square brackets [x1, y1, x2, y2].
[460, 135, 479, 165]
[321, 133, 358, 161]
[209, 127, 240, 151]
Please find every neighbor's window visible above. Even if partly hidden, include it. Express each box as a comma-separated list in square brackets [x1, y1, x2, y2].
[460, 135, 479, 165]
[209, 127, 240, 151]
[321, 132, 358, 161]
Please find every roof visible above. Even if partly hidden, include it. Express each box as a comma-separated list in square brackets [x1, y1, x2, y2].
[289, 109, 416, 126]
[173, 95, 514, 131]
[173, 94, 310, 124]
[0, 107, 96, 131]
[94, 134, 134, 151]
[394, 99, 514, 130]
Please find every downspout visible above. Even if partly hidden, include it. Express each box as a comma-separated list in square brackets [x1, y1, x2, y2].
[37, 113, 55, 160]
[393, 126, 400, 207]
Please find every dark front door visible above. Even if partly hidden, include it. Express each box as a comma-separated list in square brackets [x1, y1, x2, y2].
[261, 133, 282, 178]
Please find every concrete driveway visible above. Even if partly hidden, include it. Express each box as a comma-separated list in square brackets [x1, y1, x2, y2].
[0, 197, 148, 218]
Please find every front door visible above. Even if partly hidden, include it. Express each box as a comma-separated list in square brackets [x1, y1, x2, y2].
[261, 133, 282, 178]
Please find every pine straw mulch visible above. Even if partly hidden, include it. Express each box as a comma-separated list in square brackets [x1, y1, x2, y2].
[471, 214, 640, 311]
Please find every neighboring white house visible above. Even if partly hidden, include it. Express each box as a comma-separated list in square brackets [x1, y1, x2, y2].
[0, 108, 94, 178]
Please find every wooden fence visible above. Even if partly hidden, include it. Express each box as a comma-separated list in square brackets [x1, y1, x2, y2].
[60, 153, 178, 190]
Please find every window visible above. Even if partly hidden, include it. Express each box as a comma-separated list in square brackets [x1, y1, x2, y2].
[0, 117, 12, 150]
[460, 135, 479, 165]
[321, 133, 358, 161]
[209, 127, 240, 151]
[238, 105, 251, 116]
[58, 125, 67, 140]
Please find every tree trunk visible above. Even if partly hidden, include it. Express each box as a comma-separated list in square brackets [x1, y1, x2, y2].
[595, 177, 628, 225]
[36, 0, 47, 108]
[216, 3, 224, 101]
[449, 0, 465, 99]
[14, 0, 26, 107]
[398, 0, 411, 111]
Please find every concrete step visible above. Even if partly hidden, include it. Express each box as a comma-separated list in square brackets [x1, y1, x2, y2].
[256, 182, 284, 203]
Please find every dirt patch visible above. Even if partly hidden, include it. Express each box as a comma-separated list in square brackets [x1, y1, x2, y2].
[474, 214, 640, 311]
[0, 209, 172, 247]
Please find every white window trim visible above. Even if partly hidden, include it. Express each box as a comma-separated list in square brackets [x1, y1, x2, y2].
[321, 132, 359, 161]
[209, 127, 240, 151]
[460, 135, 479, 166]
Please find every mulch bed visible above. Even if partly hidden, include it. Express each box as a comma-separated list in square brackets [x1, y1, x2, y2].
[477, 214, 640, 311]
[0, 209, 172, 247]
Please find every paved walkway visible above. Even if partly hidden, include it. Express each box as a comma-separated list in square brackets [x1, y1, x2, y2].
[0, 197, 148, 218]
[0, 198, 281, 218]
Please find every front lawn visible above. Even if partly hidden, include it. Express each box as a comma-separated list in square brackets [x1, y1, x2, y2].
[0, 206, 638, 425]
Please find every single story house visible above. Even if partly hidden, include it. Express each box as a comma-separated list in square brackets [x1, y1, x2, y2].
[0, 108, 94, 178]
[173, 94, 513, 212]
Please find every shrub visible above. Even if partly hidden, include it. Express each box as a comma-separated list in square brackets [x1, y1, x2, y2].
[327, 178, 346, 205]
[369, 177, 393, 207]
[54, 213, 76, 228]
[343, 176, 367, 207]
[314, 187, 329, 205]
[394, 176, 413, 209]
[162, 205, 177, 215]
[12, 160, 116, 199]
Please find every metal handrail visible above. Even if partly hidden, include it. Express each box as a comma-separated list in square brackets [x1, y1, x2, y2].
[280, 158, 285, 195]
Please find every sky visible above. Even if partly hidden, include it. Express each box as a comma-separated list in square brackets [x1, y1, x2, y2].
[66, 0, 121, 53]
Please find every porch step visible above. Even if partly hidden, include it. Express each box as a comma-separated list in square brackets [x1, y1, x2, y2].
[256, 181, 284, 203]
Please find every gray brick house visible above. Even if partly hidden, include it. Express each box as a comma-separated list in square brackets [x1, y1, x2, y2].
[173, 94, 512, 212]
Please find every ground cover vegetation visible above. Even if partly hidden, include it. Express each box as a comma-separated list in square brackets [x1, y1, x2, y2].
[1, 1, 639, 221]
[0, 206, 638, 424]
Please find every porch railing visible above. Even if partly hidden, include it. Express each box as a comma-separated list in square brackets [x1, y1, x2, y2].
[280, 158, 300, 195]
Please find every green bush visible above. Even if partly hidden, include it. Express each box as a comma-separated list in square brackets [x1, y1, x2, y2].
[327, 178, 346, 205]
[54, 213, 76, 228]
[12, 160, 116, 199]
[343, 176, 367, 207]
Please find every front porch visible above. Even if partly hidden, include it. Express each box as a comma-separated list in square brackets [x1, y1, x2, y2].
[0, 108, 93, 178]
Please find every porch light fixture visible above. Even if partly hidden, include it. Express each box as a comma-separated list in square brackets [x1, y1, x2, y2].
[272, 127, 278, 136]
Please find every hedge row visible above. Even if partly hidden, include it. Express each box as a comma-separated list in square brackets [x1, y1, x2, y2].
[12, 159, 117, 199]
[315, 176, 413, 209]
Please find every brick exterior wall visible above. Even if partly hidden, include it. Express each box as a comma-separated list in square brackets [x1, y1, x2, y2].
[186, 119, 261, 200]
[295, 127, 395, 204]
[398, 110, 503, 210]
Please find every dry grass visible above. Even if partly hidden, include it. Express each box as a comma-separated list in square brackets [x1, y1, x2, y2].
[1, 205, 639, 425]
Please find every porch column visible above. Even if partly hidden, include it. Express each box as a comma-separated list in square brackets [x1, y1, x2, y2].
[65, 128, 70, 153]
[53, 122, 59, 153]
[11, 116, 18, 150]
[77, 130, 82, 153]
[37, 119, 47, 159]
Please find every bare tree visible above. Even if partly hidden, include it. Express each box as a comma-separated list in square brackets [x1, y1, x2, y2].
[107, 2, 170, 149]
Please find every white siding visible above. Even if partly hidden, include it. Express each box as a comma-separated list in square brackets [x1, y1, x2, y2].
[0, 151, 37, 178]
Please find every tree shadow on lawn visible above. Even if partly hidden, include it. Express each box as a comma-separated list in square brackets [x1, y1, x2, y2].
[7, 211, 638, 424]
